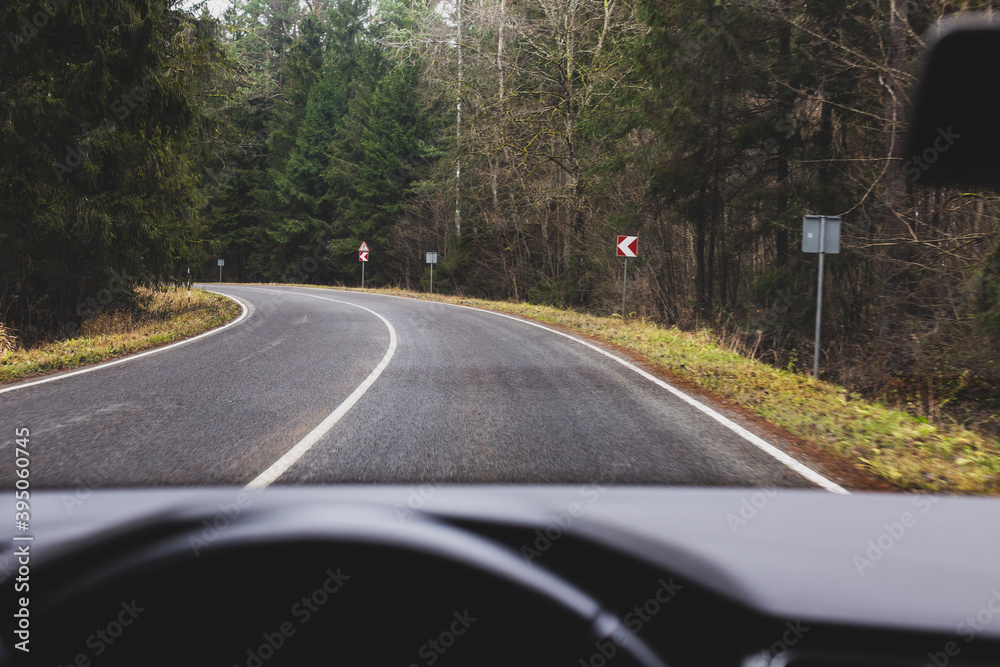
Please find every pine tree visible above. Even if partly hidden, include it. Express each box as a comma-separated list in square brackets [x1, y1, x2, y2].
[0, 0, 227, 334]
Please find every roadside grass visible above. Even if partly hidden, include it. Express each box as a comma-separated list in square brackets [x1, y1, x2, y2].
[0, 288, 240, 384]
[306, 284, 997, 494]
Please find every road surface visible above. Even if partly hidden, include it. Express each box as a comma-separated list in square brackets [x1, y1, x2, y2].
[0, 285, 843, 490]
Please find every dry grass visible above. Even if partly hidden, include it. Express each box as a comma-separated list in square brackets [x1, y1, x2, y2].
[0, 323, 15, 355]
[0, 288, 241, 384]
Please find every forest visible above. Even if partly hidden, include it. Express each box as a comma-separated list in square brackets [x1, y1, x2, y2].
[2, 0, 999, 434]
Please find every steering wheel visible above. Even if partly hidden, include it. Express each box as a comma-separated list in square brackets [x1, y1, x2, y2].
[12, 499, 667, 666]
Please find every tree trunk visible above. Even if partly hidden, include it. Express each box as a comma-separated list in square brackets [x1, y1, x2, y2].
[880, 0, 908, 335]
[455, 0, 463, 237]
[774, 4, 792, 267]
[695, 188, 708, 318]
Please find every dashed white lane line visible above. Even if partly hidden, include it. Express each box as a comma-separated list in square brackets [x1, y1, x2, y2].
[239, 288, 397, 490]
[0, 291, 252, 395]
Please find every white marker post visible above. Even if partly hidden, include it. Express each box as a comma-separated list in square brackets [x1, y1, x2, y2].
[187, 267, 191, 305]
[426, 252, 438, 294]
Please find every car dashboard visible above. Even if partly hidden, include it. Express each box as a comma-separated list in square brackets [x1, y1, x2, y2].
[3, 487, 999, 666]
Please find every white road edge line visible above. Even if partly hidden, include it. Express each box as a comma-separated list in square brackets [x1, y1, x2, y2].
[241, 289, 397, 490]
[282, 286, 850, 495]
[469, 307, 850, 495]
[0, 290, 252, 395]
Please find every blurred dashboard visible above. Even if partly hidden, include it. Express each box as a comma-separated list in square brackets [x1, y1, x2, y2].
[3, 487, 999, 666]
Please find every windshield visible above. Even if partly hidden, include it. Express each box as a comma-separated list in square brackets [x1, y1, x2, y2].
[1, 0, 998, 497]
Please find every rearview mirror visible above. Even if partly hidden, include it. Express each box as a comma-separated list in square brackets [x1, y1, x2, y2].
[906, 13, 1000, 187]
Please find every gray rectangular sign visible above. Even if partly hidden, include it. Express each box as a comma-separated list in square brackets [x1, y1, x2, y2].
[426, 252, 438, 264]
[802, 215, 841, 254]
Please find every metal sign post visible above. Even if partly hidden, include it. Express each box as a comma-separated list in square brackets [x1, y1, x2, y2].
[218, 258, 224, 283]
[426, 252, 438, 294]
[359, 242, 369, 288]
[622, 258, 629, 317]
[616, 236, 638, 316]
[814, 230, 825, 379]
[802, 215, 841, 378]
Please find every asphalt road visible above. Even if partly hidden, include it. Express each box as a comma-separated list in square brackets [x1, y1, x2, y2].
[0, 286, 840, 489]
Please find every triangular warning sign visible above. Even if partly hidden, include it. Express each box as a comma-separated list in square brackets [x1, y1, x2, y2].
[359, 241, 369, 252]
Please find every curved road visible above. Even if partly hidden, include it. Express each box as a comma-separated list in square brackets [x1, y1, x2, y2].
[0, 286, 844, 489]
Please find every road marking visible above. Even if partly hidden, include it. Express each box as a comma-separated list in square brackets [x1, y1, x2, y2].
[281, 286, 849, 494]
[239, 288, 397, 490]
[0, 291, 252, 395]
[455, 306, 849, 494]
